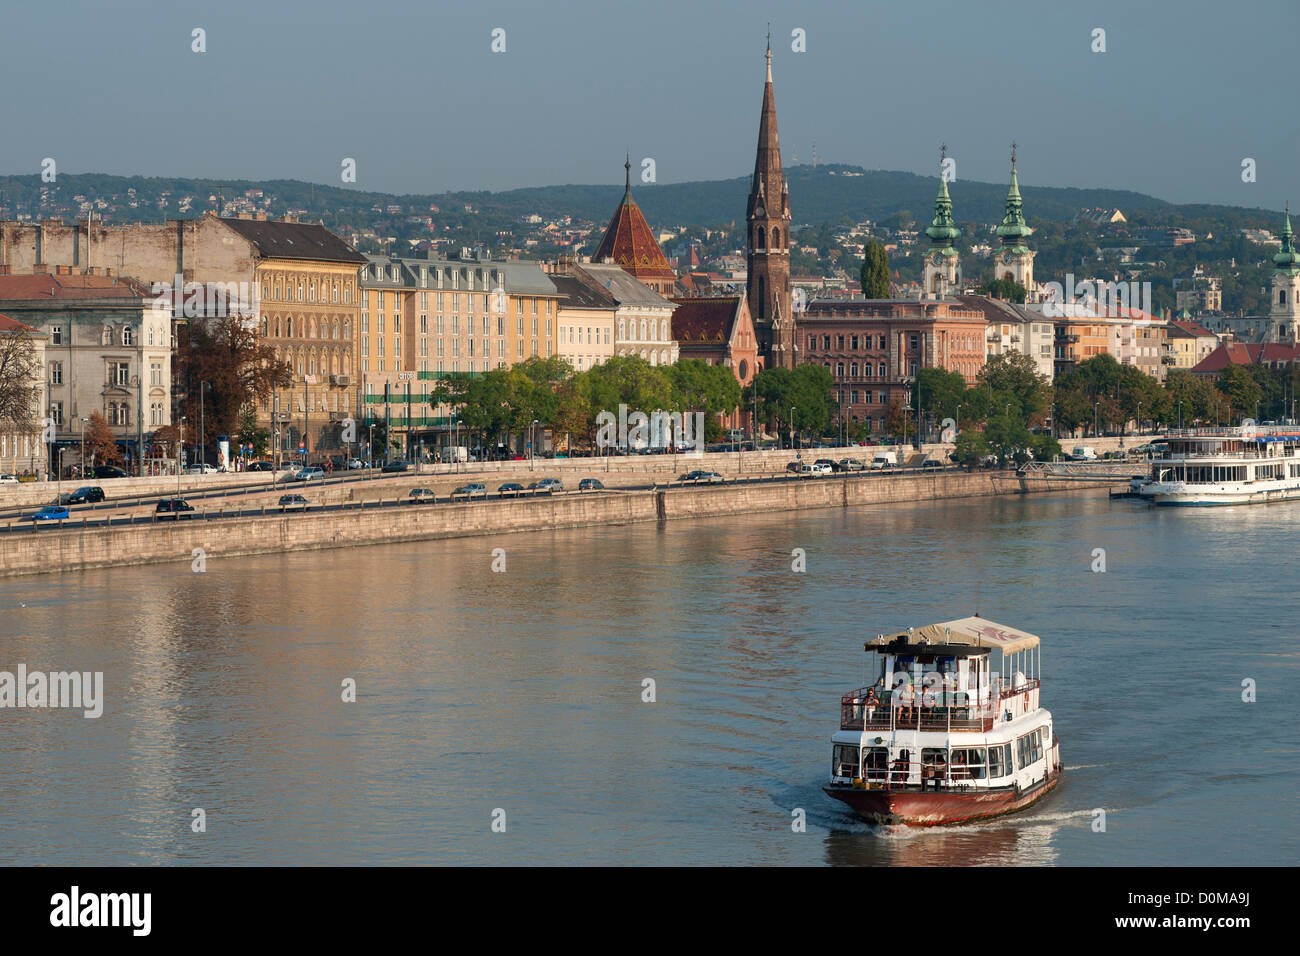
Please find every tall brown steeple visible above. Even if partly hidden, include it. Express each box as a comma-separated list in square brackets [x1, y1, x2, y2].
[746, 34, 794, 369]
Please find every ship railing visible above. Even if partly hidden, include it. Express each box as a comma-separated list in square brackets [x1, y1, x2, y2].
[832, 757, 998, 792]
[839, 687, 1007, 733]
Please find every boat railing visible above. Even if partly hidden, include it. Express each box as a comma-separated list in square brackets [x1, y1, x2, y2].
[831, 757, 1001, 791]
[839, 685, 1034, 733]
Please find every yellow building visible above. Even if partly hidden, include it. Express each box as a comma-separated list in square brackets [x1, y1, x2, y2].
[358, 254, 560, 459]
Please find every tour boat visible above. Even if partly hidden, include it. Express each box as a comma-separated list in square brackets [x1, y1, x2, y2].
[1135, 425, 1300, 506]
[824, 616, 1062, 827]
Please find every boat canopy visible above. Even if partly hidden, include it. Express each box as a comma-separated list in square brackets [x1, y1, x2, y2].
[871, 616, 1040, 655]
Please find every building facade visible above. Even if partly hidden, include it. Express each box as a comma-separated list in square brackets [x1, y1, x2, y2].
[562, 262, 677, 366]
[551, 275, 616, 372]
[0, 313, 47, 477]
[0, 272, 170, 472]
[669, 295, 760, 432]
[800, 299, 988, 434]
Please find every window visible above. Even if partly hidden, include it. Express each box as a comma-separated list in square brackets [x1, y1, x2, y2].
[50, 362, 63, 385]
[123, 327, 134, 346]
[51, 326, 63, 345]
[50, 401, 63, 426]
[150, 362, 162, 386]
[109, 362, 130, 386]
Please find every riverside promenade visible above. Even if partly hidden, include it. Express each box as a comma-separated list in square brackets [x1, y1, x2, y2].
[0, 462, 1123, 578]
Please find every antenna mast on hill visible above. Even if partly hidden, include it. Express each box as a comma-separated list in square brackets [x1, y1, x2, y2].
[812, 142, 818, 169]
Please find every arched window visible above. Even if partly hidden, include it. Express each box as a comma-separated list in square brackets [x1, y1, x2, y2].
[772, 227, 779, 249]
[757, 277, 766, 319]
[1281, 290, 1288, 306]
[756, 228, 766, 250]
[343, 319, 351, 340]
[618, 318, 625, 339]
[660, 319, 668, 340]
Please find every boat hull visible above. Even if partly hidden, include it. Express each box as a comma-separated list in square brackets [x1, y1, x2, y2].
[824, 771, 1061, 827]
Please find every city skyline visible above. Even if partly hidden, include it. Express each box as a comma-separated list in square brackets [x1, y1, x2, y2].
[1, 0, 1296, 209]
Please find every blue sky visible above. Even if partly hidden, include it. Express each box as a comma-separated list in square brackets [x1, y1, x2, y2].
[3, 0, 1296, 209]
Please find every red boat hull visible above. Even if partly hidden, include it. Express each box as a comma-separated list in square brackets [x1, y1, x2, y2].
[824, 770, 1061, 827]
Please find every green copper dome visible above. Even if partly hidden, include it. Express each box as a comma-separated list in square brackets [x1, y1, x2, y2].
[1274, 206, 1300, 276]
[995, 165, 1033, 253]
[925, 174, 960, 251]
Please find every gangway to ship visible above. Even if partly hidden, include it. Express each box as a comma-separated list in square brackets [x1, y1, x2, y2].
[1016, 459, 1146, 482]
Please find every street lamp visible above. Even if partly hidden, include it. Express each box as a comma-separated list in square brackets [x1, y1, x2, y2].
[530, 419, 538, 471]
[790, 406, 796, 452]
[177, 417, 186, 494]
[198, 381, 210, 468]
[79, 417, 88, 479]
[1093, 402, 1099, 438]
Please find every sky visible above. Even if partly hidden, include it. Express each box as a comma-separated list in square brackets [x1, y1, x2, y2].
[2, 0, 1296, 210]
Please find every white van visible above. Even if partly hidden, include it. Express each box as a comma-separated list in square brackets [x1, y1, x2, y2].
[870, 450, 898, 469]
[1071, 446, 1097, 461]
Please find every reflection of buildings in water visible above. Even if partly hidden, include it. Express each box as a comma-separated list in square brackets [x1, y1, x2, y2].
[822, 815, 1061, 867]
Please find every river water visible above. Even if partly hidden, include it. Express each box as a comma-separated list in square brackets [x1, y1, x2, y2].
[1, 491, 1296, 865]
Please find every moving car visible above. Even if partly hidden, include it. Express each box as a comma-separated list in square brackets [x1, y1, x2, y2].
[453, 483, 488, 498]
[278, 494, 311, 512]
[578, 478, 605, 491]
[187, 464, 218, 475]
[785, 460, 803, 473]
[292, 466, 325, 481]
[0, 474, 18, 484]
[66, 486, 105, 504]
[922, 459, 944, 469]
[30, 505, 70, 522]
[497, 482, 524, 496]
[346, 458, 365, 469]
[678, 470, 724, 484]
[155, 498, 196, 520]
[838, 458, 866, 472]
[92, 465, 128, 479]
[246, 460, 275, 472]
[382, 460, 413, 473]
[408, 488, 437, 503]
[529, 478, 564, 492]
[807, 462, 833, 476]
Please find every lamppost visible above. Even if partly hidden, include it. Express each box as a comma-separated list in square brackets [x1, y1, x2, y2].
[530, 419, 538, 471]
[790, 406, 796, 452]
[79, 417, 88, 479]
[1177, 400, 1183, 429]
[1093, 402, 1099, 438]
[198, 380, 209, 468]
[57, 448, 68, 502]
[177, 417, 186, 494]
[368, 423, 374, 468]
[1136, 401, 1142, 438]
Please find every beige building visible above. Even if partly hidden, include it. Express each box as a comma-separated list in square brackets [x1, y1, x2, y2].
[555, 261, 677, 366]
[0, 312, 47, 477]
[550, 275, 616, 372]
[1164, 318, 1219, 370]
[0, 273, 169, 474]
[0, 213, 365, 460]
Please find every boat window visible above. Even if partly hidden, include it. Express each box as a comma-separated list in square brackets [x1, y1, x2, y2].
[951, 747, 986, 780]
[833, 744, 860, 778]
[988, 744, 1010, 778]
[863, 746, 888, 780]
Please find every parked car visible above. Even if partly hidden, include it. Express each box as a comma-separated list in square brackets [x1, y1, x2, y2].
[246, 460, 275, 472]
[678, 470, 724, 483]
[838, 458, 866, 472]
[346, 458, 365, 469]
[922, 459, 944, 470]
[578, 478, 605, 491]
[278, 494, 311, 512]
[30, 505, 70, 522]
[408, 487, 437, 503]
[454, 483, 487, 498]
[381, 460, 412, 473]
[155, 498, 196, 520]
[785, 460, 803, 473]
[92, 465, 128, 479]
[814, 458, 837, 472]
[529, 478, 564, 492]
[0, 474, 18, 484]
[187, 463, 218, 475]
[808, 462, 833, 475]
[497, 482, 525, 496]
[66, 486, 105, 504]
[292, 466, 325, 481]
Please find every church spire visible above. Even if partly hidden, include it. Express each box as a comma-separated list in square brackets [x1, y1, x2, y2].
[1275, 202, 1300, 275]
[624, 152, 631, 200]
[996, 141, 1032, 253]
[925, 145, 960, 249]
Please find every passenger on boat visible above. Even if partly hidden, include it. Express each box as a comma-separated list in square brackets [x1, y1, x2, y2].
[896, 681, 915, 722]
[890, 750, 910, 788]
[864, 686, 880, 722]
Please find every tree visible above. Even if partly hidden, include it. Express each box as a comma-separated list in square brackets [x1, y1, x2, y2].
[0, 325, 41, 434]
[175, 317, 291, 458]
[977, 352, 1052, 423]
[1217, 364, 1262, 423]
[915, 367, 967, 425]
[984, 407, 1032, 463]
[237, 405, 271, 459]
[83, 411, 122, 466]
[953, 428, 990, 467]
[859, 239, 891, 298]
[975, 277, 1028, 302]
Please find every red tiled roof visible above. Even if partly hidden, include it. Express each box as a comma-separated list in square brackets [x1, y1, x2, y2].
[1168, 318, 1214, 337]
[0, 312, 35, 332]
[670, 296, 740, 344]
[0, 273, 151, 301]
[1191, 341, 1300, 374]
[592, 185, 674, 282]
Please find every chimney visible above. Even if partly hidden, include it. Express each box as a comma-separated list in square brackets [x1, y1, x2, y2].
[254, 212, 267, 221]
[238, 212, 253, 219]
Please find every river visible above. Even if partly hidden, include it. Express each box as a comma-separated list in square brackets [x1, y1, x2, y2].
[1, 490, 1295, 865]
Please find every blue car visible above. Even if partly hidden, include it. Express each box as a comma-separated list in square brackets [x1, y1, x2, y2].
[30, 505, 70, 522]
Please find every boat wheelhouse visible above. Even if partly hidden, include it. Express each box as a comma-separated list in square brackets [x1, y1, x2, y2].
[824, 616, 1061, 826]
[1136, 425, 1300, 506]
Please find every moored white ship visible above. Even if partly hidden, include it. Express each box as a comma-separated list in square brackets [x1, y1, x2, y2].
[1137, 425, 1300, 506]
[824, 616, 1061, 827]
